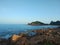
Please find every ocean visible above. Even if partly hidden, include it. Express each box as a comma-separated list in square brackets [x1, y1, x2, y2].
[0, 24, 58, 39]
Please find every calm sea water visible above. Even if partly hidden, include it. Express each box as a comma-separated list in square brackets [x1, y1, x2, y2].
[0, 24, 58, 39]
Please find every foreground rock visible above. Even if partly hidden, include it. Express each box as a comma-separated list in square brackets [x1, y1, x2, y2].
[0, 27, 60, 45]
[0, 38, 8, 45]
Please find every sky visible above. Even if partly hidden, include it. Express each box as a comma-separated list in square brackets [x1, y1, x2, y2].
[0, 0, 60, 24]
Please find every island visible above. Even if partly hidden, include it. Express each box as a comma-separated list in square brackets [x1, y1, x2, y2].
[28, 21, 60, 26]
[28, 21, 46, 26]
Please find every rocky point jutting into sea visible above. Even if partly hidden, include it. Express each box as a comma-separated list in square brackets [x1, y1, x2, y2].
[0, 26, 60, 45]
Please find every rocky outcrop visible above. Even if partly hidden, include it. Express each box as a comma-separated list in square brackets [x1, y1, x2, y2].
[11, 34, 22, 42]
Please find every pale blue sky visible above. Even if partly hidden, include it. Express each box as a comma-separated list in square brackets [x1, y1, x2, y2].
[0, 0, 60, 24]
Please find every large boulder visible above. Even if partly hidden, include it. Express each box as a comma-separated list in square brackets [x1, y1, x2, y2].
[11, 34, 22, 42]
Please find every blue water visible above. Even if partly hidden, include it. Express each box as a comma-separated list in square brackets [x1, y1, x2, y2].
[0, 24, 58, 39]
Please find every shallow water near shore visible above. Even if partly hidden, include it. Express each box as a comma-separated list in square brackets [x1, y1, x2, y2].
[0, 24, 58, 39]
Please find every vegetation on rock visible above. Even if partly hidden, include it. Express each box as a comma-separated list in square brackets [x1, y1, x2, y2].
[28, 21, 45, 25]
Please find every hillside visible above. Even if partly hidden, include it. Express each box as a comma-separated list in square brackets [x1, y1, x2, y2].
[28, 21, 45, 25]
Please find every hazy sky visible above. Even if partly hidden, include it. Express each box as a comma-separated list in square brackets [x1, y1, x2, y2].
[0, 0, 60, 24]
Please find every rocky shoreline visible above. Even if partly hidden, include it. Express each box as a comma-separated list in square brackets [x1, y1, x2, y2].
[0, 27, 60, 45]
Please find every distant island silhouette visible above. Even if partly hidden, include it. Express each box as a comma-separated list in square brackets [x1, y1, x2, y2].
[50, 21, 60, 25]
[28, 21, 60, 25]
[28, 21, 45, 25]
